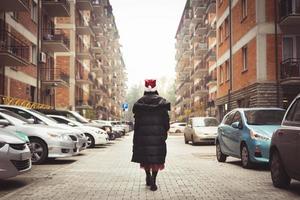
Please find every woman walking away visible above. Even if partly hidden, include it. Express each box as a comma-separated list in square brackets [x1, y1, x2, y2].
[132, 79, 171, 191]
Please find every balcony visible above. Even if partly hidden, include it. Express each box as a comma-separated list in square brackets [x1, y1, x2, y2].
[195, 42, 207, 56]
[280, 58, 300, 84]
[206, 23, 216, 37]
[77, 0, 93, 10]
[206, 0, 216, 14]
[76, 47, 92, 60]
[0, 0, 29, 11]
[76, 17, 94, 36]
[90, 21, 103, 34]
[193, 84, 209, 97]
[91, 41, 102, 53]
[0, 30, 30, 66]
[195, 3, 206, 16]
[279, 0, 300, 25]
[42, 29, 70, 52]
[195, 23, 206, 35]
[76, 71, 94, 85]
[205, 75, 217, 87]
[76, 99, 93, 109]
[42, 0, 70, 17]
[40, 68, 70, 87]
[92, 0, 102, 11]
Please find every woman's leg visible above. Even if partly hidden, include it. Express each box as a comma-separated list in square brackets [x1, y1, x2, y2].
[145, 169, 151, 186]
[150, 171, 158, 191]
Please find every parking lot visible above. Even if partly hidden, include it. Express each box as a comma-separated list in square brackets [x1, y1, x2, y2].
[0, 133, 300, 200]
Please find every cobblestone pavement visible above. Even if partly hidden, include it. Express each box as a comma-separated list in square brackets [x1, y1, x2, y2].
[0, 133, 300, 200]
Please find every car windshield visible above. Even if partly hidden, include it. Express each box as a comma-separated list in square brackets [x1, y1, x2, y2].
[69, 111, 89, 123]
[245, 110, 285, 125]
[29, 109, 59, 125]
[193, 118, 218, 127]
[0, 110, 29, 125]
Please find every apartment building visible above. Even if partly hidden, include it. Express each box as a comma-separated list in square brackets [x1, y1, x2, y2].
[215, 0, 300, 120]
[175, 0, 214, 121]
[0, 0, 126, 120]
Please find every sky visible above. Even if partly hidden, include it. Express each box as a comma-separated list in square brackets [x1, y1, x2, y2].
[109, 0, 187, 88]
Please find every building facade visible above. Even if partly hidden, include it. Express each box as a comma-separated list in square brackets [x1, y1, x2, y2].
[175, 0, 300, 121]
[0, 0, 126, 120]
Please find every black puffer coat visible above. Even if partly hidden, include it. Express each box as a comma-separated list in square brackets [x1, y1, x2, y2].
[131, 91, 171, 164]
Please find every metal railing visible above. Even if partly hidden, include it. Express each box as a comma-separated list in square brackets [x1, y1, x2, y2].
[280, 0, 300, 20]
[43, 29, 70, 49]
[281, 58, 300, 79]
[43, 0, 70, 12]
[0, 95, 52, 109]
[0, 30, 30, 63]
[40, 68, 70, 84]
[20, 0, 30, 10]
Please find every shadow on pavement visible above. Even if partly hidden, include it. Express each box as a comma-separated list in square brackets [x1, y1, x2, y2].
[0, 179, 27, 191]
[226, 160, 270, 171]
[287, 182, 300, 196]
[42, 159, 77, 165]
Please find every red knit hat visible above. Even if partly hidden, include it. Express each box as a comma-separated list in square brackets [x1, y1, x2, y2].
[144, 79, 157, 92]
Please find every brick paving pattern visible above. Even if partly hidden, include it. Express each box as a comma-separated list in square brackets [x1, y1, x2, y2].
[0, 133, 300, 200]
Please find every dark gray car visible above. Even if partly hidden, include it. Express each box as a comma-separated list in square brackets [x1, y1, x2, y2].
[270, 94, 300, 188]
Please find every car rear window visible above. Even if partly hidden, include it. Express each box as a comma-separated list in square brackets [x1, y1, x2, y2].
[245, 110, 285, 125]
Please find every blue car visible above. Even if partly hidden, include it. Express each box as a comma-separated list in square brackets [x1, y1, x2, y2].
[216, 108, 285, 168]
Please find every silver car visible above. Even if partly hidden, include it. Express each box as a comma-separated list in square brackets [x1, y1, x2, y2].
[0, 129, 31, 179]
[184, 117, 219, 145]
[0, 109, 79, 164]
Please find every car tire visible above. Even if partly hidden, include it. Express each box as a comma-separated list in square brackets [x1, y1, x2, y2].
[241, 144, 252, 169]
[85, 133, 95, 148]
[270, 150, 291, 188]
[110, 133, 116, 140]
[216, 141, 227, 162]
[175, 129, 181, 134]
[30, 138, 48, 165]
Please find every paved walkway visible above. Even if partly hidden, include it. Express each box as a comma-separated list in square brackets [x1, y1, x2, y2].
[1, 133, 300, 200]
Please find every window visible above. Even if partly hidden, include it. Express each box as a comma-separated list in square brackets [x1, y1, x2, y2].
[31, 1, 38, 23]
[285, 99, 300, 122]
[225, 60, 230, 81]
[241, 0, 247, 20]
[224, 112, 234, 125]
[219, 65, 224, 84]
[218, 25, 223, 44]
[232, 112, 242, 124]
[242, 46, 248, 71]
[32, 45, 37, 65]
[225, 17, 229, 38]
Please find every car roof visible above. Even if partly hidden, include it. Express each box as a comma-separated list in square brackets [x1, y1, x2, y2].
[231, 107, 285, 112]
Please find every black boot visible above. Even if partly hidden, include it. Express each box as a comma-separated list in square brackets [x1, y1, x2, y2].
[145, 170, 151, 186]
[150, 171, 158, 191]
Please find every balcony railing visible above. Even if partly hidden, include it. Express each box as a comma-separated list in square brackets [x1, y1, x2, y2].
[40, 68, 70, 86]
[77, 0, 93, 10]
[279, 0, 300, 24]
[42, 29, 70, 52]
[42, 0, 70, 17]
[281, 58, 300, 81]
[0, 0, 29, 12]
[0, 30, 30, 66]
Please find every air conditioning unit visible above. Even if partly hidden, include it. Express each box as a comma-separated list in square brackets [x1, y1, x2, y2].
[39, 52, 47, 63]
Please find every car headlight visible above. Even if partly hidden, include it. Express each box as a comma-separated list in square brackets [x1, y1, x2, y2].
[250, 130, 270, 141]
[0, 142, 6, 149]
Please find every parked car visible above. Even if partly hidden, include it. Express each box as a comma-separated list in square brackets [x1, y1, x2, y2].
[48, 115, 109, 147]
[120, 121, 130, 133]
[216, 108, 285, 168]
[0, 108, 80, 164]
[270, 95, 300, 188]
[91, 120, 119, 139]
[184, 117, 219, 145]
[0, 129, 31, 179]
[110, 121, 126, 136]
[35, 109, 114, 139]
[169, 122, 187, 134]
[94, 120, 124, 137]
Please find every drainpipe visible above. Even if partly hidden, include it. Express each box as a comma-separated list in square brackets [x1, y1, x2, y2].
[1, 13, 5, 97]
[228, 0, 233, 112]
[36, 0, 42, 103]
[274, 0, 280, 107]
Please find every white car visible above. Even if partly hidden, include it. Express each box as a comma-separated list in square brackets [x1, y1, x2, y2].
[184, 117, 219, 145]
[169, 122, 187, 134]
[48, 115, 109, 147]
[0, 129, 31, 179]
[0, 106, 88, 154]
[0, 109, 80, 164]
[94, 120, 124, 138]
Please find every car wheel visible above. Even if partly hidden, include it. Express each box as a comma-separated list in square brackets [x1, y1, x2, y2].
[30, 138, 48, 164]
[270, 150, 291, 188]
[241, 144, 252, 168]
[85, 133, 95, 148]
[110, 133, 116, 140]
[175, 129, 181, 134]
[216, 141, 227, 162]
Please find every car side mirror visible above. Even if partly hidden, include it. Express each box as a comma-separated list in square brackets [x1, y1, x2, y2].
[231, 121, 242, 129]
[27, 118, 35, 124]
[68, 122, 76, 127]
[0, 119, 10, 127]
